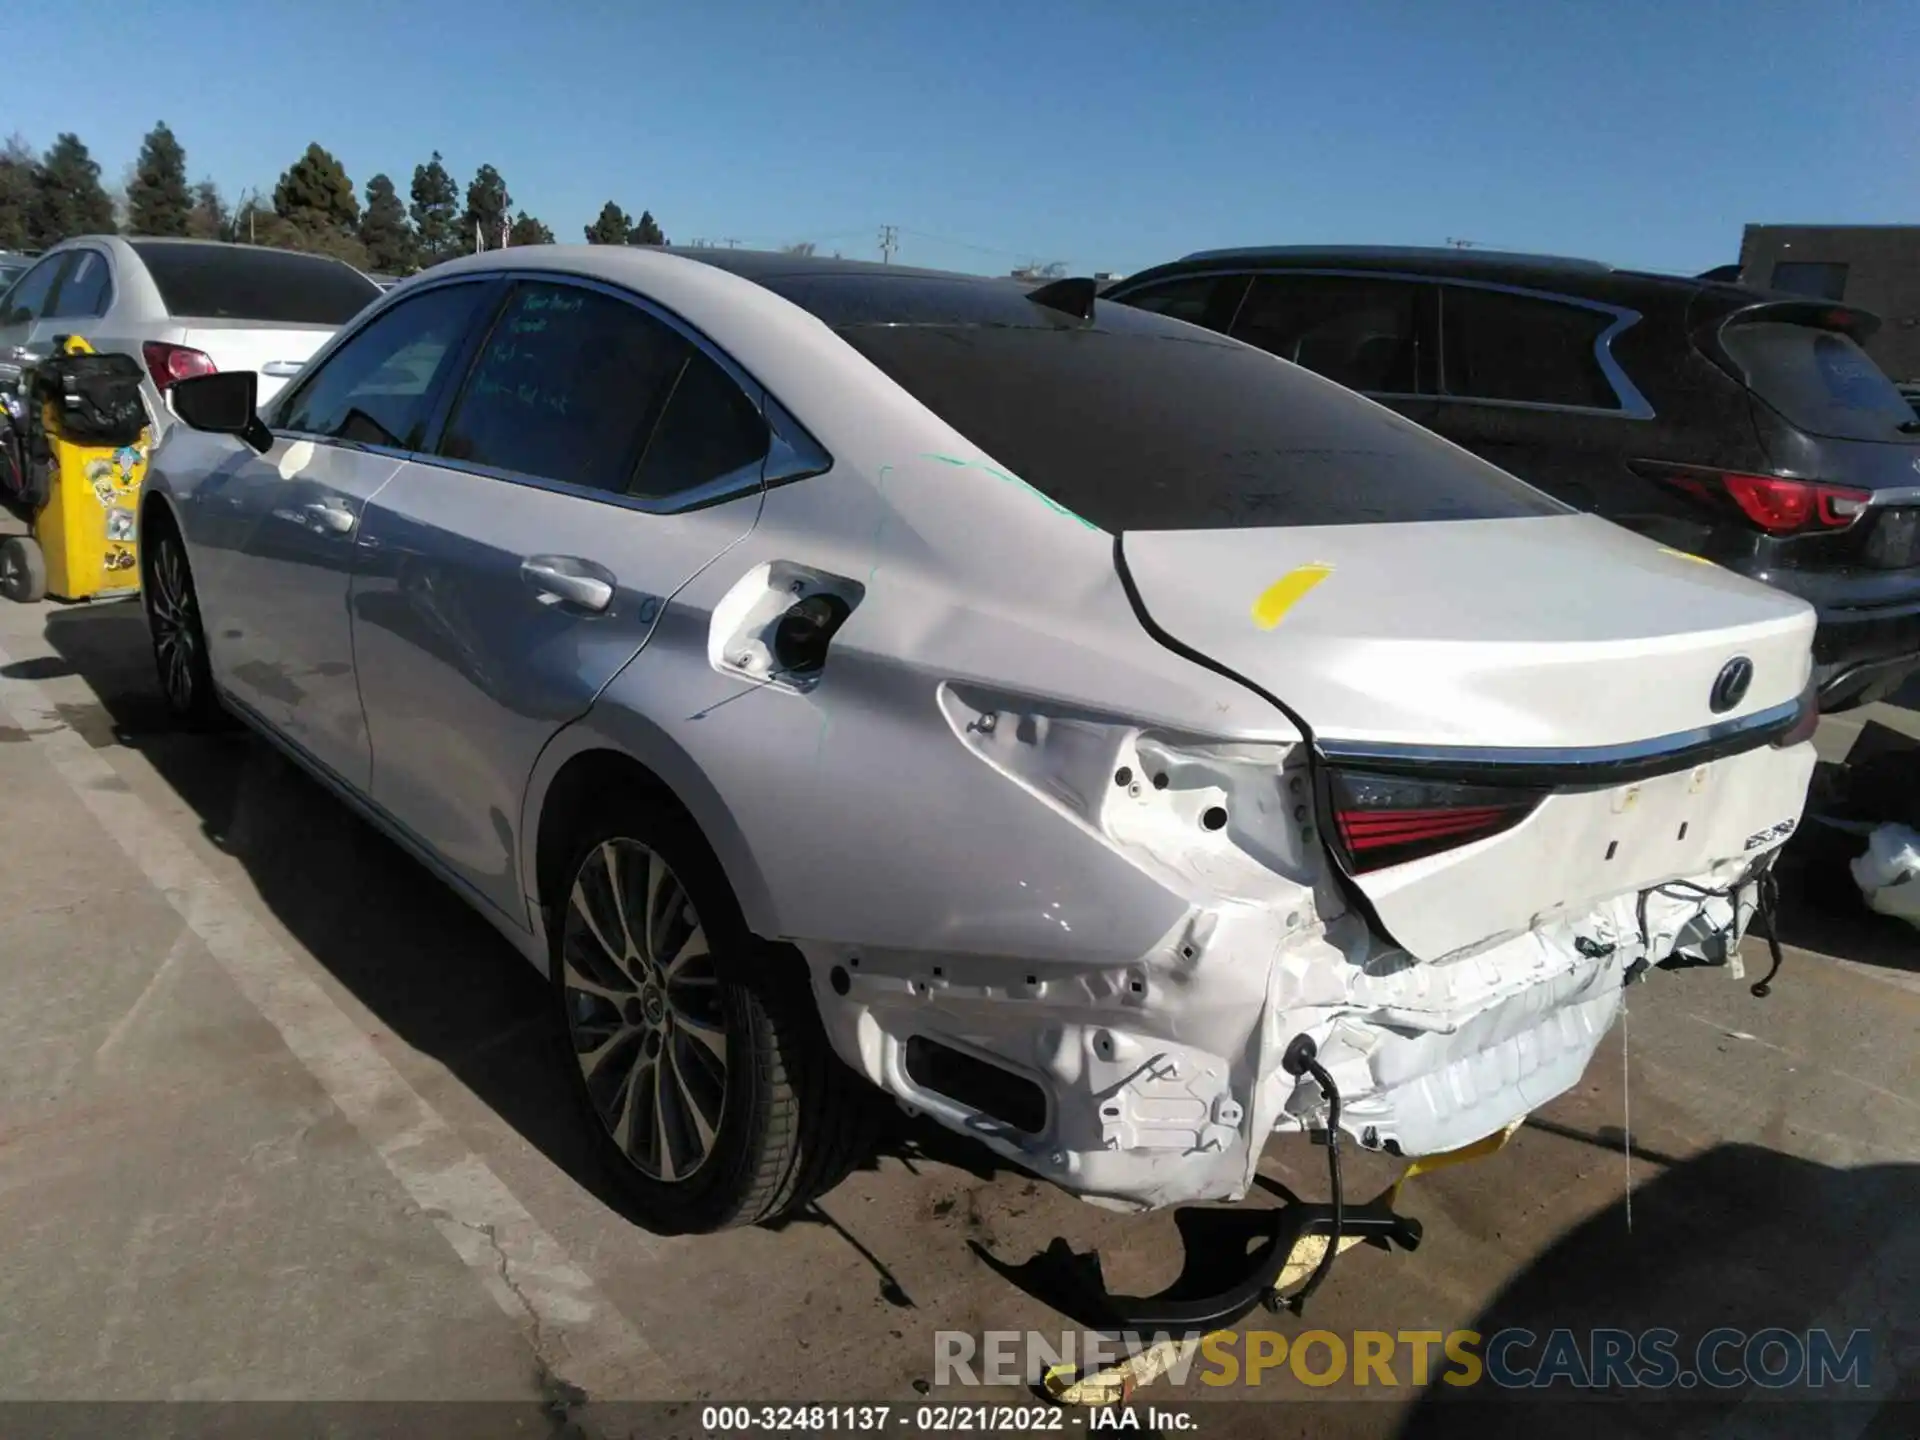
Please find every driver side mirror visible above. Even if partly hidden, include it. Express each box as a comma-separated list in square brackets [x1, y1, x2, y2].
[170, 371, 273, 454]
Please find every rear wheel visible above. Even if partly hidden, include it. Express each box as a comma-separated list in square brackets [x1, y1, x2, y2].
[143, 524, 222, 728]
[552, 804, 876, 1232]
[0, 535, 46, 603]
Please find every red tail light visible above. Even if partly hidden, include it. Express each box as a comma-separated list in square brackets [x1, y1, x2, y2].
[1638, 461, 1869, 535]
[141, 341, 216, 393]
[1326, 769, 1544, 874]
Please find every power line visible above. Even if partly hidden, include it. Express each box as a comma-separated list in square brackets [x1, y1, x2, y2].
[895, 225, 1041, 261]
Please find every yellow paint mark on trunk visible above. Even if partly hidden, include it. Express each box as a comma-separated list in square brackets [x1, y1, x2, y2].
[1658, 547, 1718, 567]
[1251, 563, 1335, 630]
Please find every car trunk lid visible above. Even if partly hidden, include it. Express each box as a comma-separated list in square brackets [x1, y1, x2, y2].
[173, 320, 336, 403]
[1120, 513, 1818, 958]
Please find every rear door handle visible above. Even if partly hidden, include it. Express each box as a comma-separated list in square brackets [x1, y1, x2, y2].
[301, 499, 356, 534]
[521, 555, 615, 613]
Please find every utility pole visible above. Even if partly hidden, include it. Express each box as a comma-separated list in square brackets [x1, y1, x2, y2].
[1445, 237, 1476, 249]
[722, 237, 742, 249]
[878, 224, 898, 265]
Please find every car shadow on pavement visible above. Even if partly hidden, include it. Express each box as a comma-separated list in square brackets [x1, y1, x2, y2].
[34, 602, 1018, 1245]
[1394, 1142, 1920, 1438]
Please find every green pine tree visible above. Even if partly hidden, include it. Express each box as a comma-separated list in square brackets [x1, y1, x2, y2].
[584, 201, 633, 245]
[409, 151, 459, 265]
[629, 209, 666, 246]
[507, 214, 555, 246]
[127, 121, 192, 236]
[28, 133, 115, 247]
[360, 173, 416, 273]
[0, 135, 34, 251]
[462, 163, 512, 252]
[273, 142, 359, 233]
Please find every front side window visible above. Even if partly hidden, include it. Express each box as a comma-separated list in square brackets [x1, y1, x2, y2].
[1229, 275, 1421, 394]
[1439, 286, 1620, 409]
[1114, 275, 1242, 332]
[1, 255, 68, 326]
[437, 281, 690, 493]
[47, 250, 110, 319]
[276, 282, 492, 449]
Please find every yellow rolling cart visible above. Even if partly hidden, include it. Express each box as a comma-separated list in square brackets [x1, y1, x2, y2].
[0, 335, 150, 604]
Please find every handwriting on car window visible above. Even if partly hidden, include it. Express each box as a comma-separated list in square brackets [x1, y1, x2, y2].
[466, 289, 590, 414]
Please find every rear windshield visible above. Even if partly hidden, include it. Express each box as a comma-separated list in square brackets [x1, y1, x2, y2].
[831, 306, 1567, 530]
[1721, 321, 1917, 443]
[131, 242, 381, 325]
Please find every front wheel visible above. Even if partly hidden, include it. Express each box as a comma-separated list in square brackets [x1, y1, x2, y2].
[552, 807, 877, 1232]
[142, 524, 222, 728]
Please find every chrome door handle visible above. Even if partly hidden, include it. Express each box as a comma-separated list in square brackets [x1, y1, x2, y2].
[302, 499, 356, 534]
[522, 556, 615, 613]
[261, 360, 305, 378]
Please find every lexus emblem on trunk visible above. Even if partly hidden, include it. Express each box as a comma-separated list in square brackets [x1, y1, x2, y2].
[1710, 656, 1754, 713]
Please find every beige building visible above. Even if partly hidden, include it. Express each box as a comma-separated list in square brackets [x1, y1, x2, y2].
[1738, 224, 1920, 382]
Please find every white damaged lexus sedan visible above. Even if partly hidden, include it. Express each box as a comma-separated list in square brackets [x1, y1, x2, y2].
[138, 246, 1819, 1232]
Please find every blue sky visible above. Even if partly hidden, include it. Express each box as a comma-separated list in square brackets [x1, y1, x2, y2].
[11, 0, 1916, 276]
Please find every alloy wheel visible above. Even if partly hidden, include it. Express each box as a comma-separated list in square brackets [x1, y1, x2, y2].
[561, 838, 728, 1182]
[148, 537, 199, 713]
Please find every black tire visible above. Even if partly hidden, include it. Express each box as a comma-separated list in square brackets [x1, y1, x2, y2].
[0, 535, 46, 603]
[551, 801, 877, 1232]
[141, 520, 223, 729]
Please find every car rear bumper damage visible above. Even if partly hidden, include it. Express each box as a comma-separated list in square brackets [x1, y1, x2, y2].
[799, 723, 1817, 1213]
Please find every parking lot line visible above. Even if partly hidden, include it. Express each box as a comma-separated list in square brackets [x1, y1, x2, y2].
[0, 634, 669, 1402]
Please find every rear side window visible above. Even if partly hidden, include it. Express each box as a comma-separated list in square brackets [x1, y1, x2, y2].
[1440, 286, 1619, 409]
[1722, 321, 1917, 443]
[1230, 275, 1421, 393]
[1769, 261, 1847, 301]
[1, 254, 66, 325]
[130, 241, 380, 324]
[438, 282, 689, 492]
[838, 320, 1568, 531]
[47, 250, 111, 318]
[630, 349, 769, 500]
[276, 282, 491, 448]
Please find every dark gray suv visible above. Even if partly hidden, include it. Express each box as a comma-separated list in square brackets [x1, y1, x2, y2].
[1105, 246, 1920, 711]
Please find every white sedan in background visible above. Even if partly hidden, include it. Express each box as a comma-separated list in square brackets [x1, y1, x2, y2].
[137, 245, 1819, 1233]
[0, 236, 381, 423]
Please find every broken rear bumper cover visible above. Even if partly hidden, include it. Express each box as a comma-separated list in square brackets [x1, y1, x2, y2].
[800, 807, 1803, 1214]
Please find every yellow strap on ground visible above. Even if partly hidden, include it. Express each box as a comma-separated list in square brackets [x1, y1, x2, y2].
[1386, 1118, 1524, 1210]
[1043, 1119, 1527, 1407]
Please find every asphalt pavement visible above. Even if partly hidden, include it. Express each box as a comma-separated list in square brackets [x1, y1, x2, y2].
[0, 594, 1915, 1439]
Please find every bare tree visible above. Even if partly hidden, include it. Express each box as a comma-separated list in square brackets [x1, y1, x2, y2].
[780, 240, 817, 256]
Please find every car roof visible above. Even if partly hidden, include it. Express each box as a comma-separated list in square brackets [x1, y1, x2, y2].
[1113, 243, 1721, 299]
[416, 245, 1113, 332]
